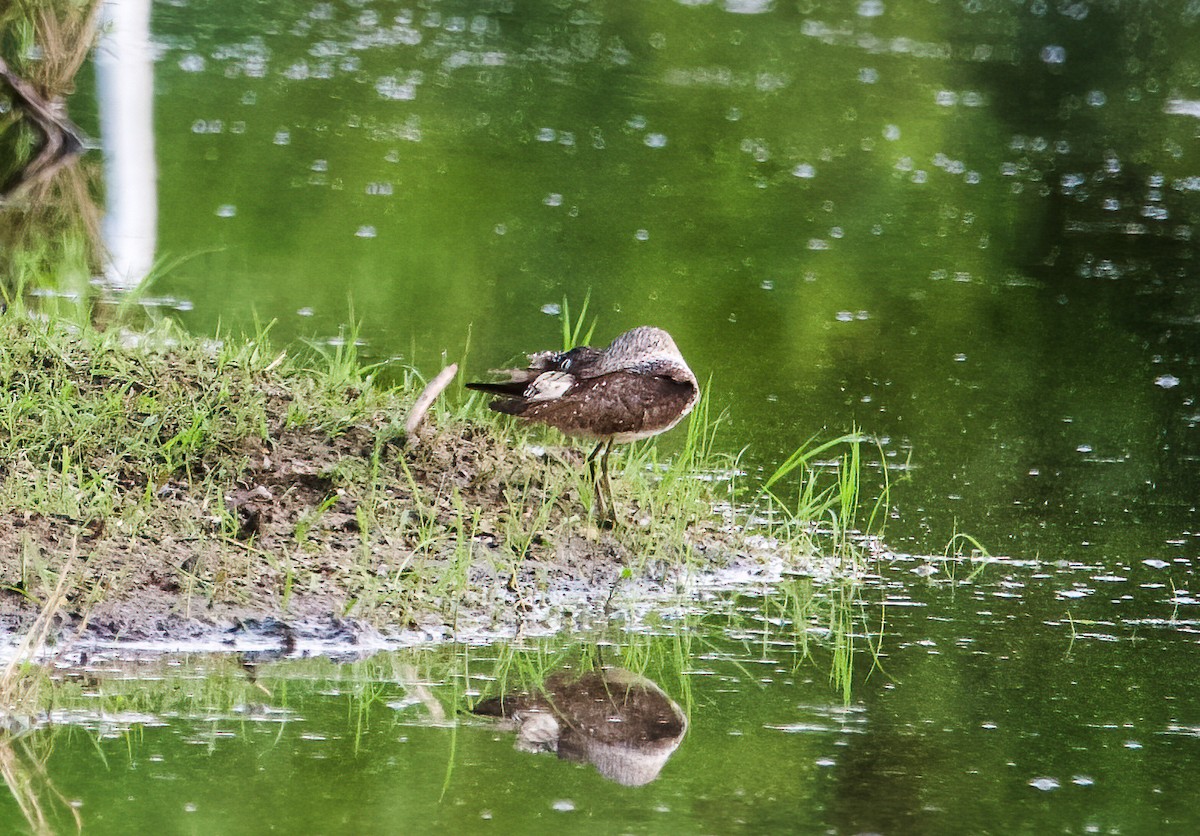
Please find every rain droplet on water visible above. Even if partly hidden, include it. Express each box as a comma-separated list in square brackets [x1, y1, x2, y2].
[1029, 777, 1060, 792]
[1040, 45, 1066, 65]
[1155, 374, 1180, 389]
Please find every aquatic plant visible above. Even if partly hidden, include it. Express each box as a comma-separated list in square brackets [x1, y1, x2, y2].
[757, 429, 891, 573]
[558, 289, 597, 352]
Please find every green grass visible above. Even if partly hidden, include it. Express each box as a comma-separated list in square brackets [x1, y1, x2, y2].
[559, 289, 597, 351]
[756, 428, 892, 571]
[0, 297, 890, 599]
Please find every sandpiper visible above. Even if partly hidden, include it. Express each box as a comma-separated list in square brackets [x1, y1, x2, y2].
[467, 326, 699, 522]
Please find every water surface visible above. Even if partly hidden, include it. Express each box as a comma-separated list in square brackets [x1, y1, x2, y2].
[73, 0, 1197, 560]
[8, 0, 1200, 830]
[10, 554, 1200, 833]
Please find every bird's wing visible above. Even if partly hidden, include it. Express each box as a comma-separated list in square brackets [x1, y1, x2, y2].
[515, 371, 695, 437]
[466, 367, 579, 401]
[524, 371, 575, 401]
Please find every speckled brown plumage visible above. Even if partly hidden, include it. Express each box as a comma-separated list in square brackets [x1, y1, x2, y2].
[467, 326, 698, 522]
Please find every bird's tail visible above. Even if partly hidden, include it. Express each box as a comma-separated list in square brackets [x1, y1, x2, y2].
[464, 381, 526, 397]
[464, 381, 533, 415]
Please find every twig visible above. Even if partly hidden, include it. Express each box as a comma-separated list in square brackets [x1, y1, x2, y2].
[404, 364, 458, 439]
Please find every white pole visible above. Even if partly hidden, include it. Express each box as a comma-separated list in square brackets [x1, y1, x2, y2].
[95, 0, 158, 290]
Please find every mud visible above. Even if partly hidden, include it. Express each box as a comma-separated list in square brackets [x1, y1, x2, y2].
[0, 411, 815, 653]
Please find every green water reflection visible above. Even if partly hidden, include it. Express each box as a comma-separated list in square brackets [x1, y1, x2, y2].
[7, 556, 1200, 833]
[56, 0, 1197, 559]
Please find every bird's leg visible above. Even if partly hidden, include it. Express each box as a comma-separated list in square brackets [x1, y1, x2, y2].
[599, 439, 616, 526]
[586, 441, 609, 521]
[586, 441, 604, 478]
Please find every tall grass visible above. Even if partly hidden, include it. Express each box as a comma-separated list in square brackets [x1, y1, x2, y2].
[559, 290, 596, 351]
[758, 429, 891, 571]
[612, 382, 738, 569]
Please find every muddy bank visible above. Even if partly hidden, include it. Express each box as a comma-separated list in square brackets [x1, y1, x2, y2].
[0, 420, 729, 645]
[0, 549, 825, 662]
[0, 316, 857, 654]
[0, 475, 812, 656]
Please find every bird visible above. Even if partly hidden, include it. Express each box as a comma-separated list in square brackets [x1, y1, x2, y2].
[466, 326, 699, 523]
[472, 667, 688, 786]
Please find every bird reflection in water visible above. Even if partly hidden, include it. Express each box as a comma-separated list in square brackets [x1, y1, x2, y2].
[472, 667, 688, 787]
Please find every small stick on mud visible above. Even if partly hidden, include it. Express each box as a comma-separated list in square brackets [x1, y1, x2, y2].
[404, 363, 458, 440]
